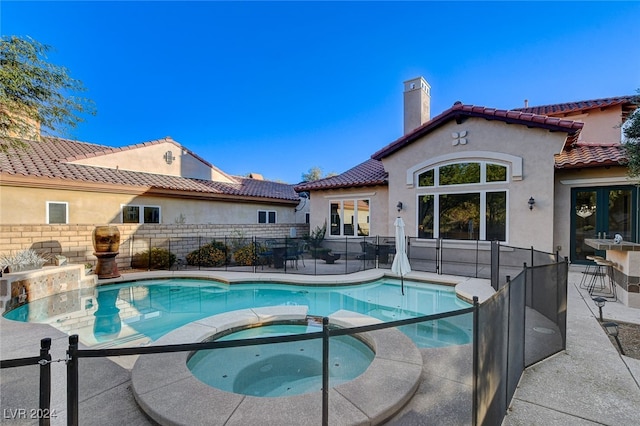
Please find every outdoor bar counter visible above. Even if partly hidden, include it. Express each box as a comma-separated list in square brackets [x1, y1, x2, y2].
[584, 238, 640, 308]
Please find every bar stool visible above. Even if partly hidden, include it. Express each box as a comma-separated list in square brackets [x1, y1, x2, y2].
[588, 258, 617, 301]
[579, 255, 605, 290]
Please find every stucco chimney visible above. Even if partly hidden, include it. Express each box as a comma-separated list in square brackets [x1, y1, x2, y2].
[403, 77, 431, 134]
[524, 99, 529, 108]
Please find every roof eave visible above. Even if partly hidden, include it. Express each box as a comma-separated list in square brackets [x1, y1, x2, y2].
[295, 180, 387, 192]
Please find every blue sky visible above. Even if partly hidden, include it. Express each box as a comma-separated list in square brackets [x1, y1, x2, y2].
[2, 1, 639, 184]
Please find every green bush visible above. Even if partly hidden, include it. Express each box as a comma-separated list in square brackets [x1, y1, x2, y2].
[186, 240, 229, 267]
[132, 247, 176, 270]
[233, 242, 264, 266]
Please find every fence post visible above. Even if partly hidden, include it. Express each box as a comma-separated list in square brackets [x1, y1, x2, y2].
[224, 236, 228, 271]
[39, 337, 52, 426]
[253, 236, 257, 273]
[66, 334, 79, 426]
[472, 296, 479, 426]
[344, 236, 348, 275]
[322, 316, 329, 426]
[148, 238, 152, 270]
[475, 239, 479, 278]
[437, 238, 441, 274]
[490, 240, 500, 291]
[198, 235, 202, 270]
[530, 246, 534, 268]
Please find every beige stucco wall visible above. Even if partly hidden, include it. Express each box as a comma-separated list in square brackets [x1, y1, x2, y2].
[70, 141, 233, 182]
[562, 106, 624, 144]
[0, 186, 298, 225]
[553, 166, 638, 259]
[380, 118, 568, 252]
[308, 186, 390, 239]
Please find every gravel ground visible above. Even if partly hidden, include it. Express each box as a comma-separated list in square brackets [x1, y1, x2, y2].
[601, 320, 640, 360]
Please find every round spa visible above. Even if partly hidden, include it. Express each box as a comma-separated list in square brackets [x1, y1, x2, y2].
[131, 306, 423, 425]
[187, 320, 374, 397]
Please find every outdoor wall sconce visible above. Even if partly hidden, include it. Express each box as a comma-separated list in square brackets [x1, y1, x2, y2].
[603, 322, 625, 355]
[593, 297, 607, 322]
[396, 202, 403, 212]
[528, 197, 535, 210]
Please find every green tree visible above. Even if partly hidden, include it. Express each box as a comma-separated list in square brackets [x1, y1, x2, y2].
[302, 166, 323, 182]
[623, 90, 640, 178]
[301, 166, 337, 182]
[0, 35, 95, 150]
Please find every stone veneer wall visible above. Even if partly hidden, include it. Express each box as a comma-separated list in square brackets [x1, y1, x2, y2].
[0, 223, 309, 272]
[0, 264, 97, 312]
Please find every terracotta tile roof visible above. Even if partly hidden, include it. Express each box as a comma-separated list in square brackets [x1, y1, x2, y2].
[0, 137, 299, 202]
[294, 158, 387, 191]
[372, 102, 584, 160]
[514, 96, 637, 116]
[554, 142, 628, 169]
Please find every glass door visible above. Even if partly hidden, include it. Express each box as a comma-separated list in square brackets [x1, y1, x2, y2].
[571, 186, 637, 263]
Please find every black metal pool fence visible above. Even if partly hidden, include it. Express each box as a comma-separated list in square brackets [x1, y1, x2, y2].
[1, 247, 568, 426]
[122, 235, 560, 284]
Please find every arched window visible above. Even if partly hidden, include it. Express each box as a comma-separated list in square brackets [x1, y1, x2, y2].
[416, 161, 508, 241]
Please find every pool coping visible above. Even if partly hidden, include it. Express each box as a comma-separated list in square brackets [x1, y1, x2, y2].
[96, 269, 495, 304]
[131, 306, 424, 426]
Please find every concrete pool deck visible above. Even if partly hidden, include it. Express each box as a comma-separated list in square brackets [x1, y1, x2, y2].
[1, 268, 639, 425]
[132, 306, 423, 425]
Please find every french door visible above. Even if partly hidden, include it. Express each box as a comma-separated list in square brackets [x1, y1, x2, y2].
[571, 186, 637, 263]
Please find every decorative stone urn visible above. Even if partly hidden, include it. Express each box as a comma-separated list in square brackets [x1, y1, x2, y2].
[92, 225, 121, 253]
[92, 225, 121, 279]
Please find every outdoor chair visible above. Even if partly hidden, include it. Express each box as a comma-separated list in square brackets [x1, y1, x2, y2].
[357, 241, 377, 265]
[579, 255, 605, 289]
[296, 241, 307, 267]
[283, 242, 301, 269]
[258, 239, 277, 269]
[588, 258, 617, 301]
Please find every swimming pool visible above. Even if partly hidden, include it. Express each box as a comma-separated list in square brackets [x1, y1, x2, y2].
[3, 277, 473, 348]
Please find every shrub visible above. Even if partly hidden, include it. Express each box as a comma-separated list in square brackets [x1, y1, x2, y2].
[233, 242, 264, 266]
[186, 240, 229, 267]
[132, 247, 176, 270]
[0, 249, 49, 273]
[305, 220, 326, 249]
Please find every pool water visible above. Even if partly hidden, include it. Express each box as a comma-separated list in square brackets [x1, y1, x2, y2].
[3, 278, 472, 348]
[187, 322, 375, 397]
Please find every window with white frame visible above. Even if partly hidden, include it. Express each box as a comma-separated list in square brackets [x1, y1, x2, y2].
[417, 161, 508, 241]
[121, 205, 161, 224]
[46, 201, 68, 224]
[258, 210, 276, 224]
[329, 199, 370, 236]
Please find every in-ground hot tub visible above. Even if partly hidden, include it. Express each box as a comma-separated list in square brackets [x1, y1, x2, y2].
[187, 319, 375, 397]
[132, 306, 423, 426]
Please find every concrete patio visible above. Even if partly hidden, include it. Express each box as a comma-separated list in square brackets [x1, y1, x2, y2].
[1, 267, 639, 425]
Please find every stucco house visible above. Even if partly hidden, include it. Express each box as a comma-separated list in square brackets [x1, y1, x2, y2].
[295, 77, 638, 266]
[0, 136, 306, 226]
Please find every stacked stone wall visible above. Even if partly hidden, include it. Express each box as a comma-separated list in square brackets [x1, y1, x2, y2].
[0, 223, 309, 271]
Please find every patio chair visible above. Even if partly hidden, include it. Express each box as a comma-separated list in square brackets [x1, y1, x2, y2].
[258, 239, 276, 269]
[283, 241, 301, 269]
[357, 241, 377, 265]
[296, 241, 307, 267]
